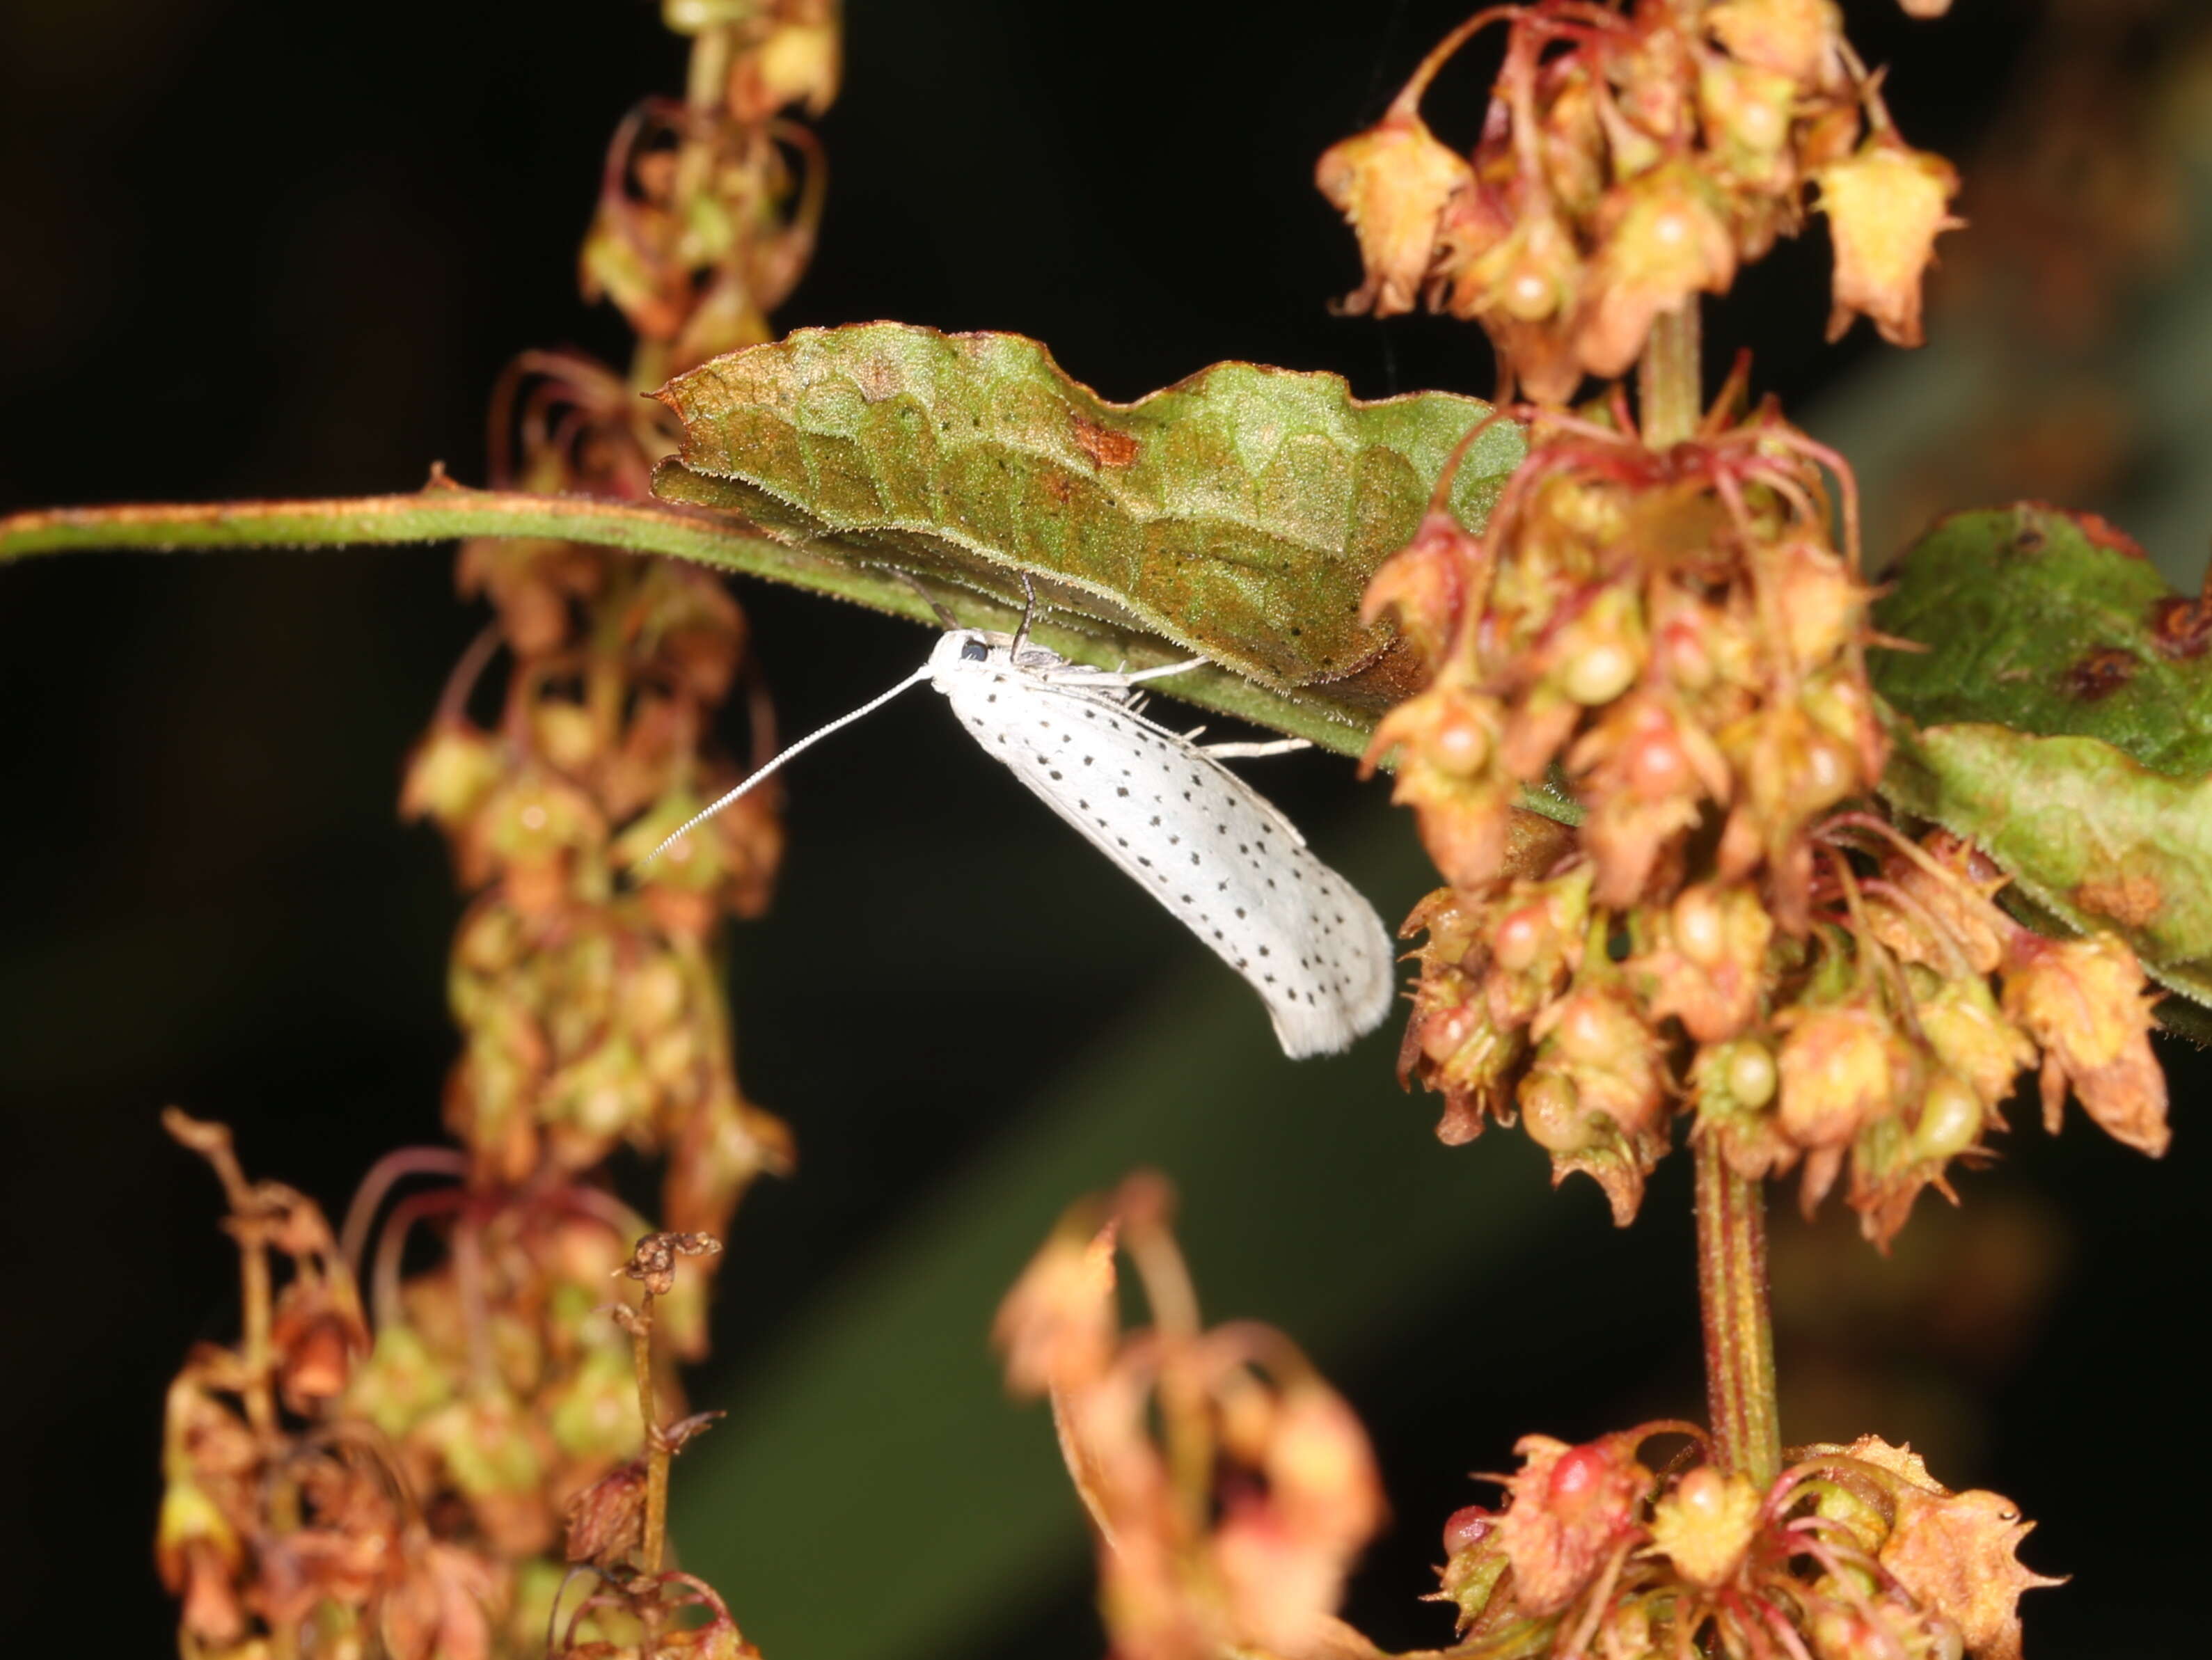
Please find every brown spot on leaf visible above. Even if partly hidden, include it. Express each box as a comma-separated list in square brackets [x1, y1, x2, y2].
[1070, 415, 1140, 470]
[2149, 594, 2212, 660]
[2060, 646, 2138, 701]
[2073, 871, 2163, 928]
[2071, 508, 2147, 560]
[2007, 513, 2046, 556]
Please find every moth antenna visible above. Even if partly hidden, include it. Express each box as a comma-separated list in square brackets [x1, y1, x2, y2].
[1011, 571, 1038, 656]
[632, 665, 933, 874]
[893, 569, 961, 630]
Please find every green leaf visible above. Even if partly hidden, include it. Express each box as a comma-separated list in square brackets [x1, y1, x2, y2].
[1872, 502, 2212, 1006]
[1881, 716, 2212, 1006]
[653, 320, 1526, 707]
[0, 486, 1389, 759]
[1872, 503, 2212, 775]
[1, 327, 1531, 772]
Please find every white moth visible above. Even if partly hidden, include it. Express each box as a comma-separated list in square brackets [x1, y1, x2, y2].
[645, 624, 1398, 1059]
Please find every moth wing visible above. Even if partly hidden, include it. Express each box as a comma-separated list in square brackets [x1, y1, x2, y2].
[935, 663, 1396, 1057]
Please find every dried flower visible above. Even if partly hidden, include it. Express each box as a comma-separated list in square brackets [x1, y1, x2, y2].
[1817, 138, 1964, 347]
[1648, 1464, 1761, 1588]
[1316, 104, 1474, 317]
[1496, 1432, 1654, 1615]
[2000, 931, 2170, 1155]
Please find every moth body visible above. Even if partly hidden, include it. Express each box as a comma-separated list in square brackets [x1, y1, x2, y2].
[924, 629, 1396, 1058]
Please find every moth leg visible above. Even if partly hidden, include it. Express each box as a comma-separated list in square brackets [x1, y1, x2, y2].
[1199, 738, 1313, 759]
[1114, 656, 1208, 686]
[1011, 571, 1038, 655]
[1041, 655, 1208, 688]
[890, 568, 960, 630]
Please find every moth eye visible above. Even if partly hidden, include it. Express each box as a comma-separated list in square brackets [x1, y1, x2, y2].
[958, 638, 990, 663]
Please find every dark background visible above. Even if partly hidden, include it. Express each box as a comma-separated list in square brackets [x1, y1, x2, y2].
[3, 1, 2208, 1654]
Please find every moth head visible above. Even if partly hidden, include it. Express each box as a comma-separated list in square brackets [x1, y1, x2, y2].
[931, 629, 1005, 672]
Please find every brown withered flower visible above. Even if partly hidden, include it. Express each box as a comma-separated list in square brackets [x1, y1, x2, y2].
[1435, 1425, 2055, 1657]
[1317, 0, 1959, 402]
[995, 1181, 1387, 1660]
[1495, 1430, 1657, 1615]
[1317, 102, 1475, 318]
[1818, 136, 1965, 347]
[2000, 930, 2170, 1156]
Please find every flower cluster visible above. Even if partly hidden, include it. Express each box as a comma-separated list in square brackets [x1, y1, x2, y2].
[1317, 0, 1963, 402]
[1368, 398, 2168, 1243]
[157, 1113, 745, 1660]
[994, 1176, 1387, 1660]
[157, 6, 840, 1656]
[581, 0, 836, 377]
[405, 455, 792, 1233]
[1438, 1425, 2058, 1660]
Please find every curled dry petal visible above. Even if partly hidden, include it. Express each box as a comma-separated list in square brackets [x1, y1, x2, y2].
[156, 1478, 246, 1644]
[993, 1217, 1119, 1396]
[1577, 163, 1739, 379]
[1863, 832, 2012, 977]
[1880, 1486, 2063, 1660]
[1483, 865, 1595, 1029]
[1545, 1125, 1669, 1227]
[1316, 109, 1473, 317]
[1405, 970, 1526, 1146]
[563, 1462, 647, 1566]
[380, 1540, 505, 1660]
[1359, 508, 1477, 670]
[2000, 932, 2170, 1156]
[1705, 0, 1846, 86]
[1570, 693, 1731, 907]
[1367, 684, 1517, 890]
[1913, 974, 2035, 1115]
[402, 722, 504, 835]
[1528, 982, 1670, 1140]
[1216, 1382, 1388, 1655]
[1497, 1432, 1653, 1615]
[1633, 880, 1775, 1042]
[1776, 998, 1910, 1212]
[1776, 999, 1897, 1147]
[1439, 198, 1583, 330]
[1817, 139, 1964, 347]
[1767, 537, 1872, 672]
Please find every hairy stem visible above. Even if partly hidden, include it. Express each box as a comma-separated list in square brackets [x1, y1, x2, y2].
[0, 488, 1410, 765]
[629, 1290, 672, 1582]
[1695, 1134, 1781, 1485]
[1638, 301, 1703, 448]
[1645, 297, 1781, 1482]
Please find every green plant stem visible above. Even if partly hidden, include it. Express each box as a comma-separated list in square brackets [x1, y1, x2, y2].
[0, 485, 1560, 781]
[1693, 1134, 1780, 1485]
[1638, 302, 1703, 447]
[1643, 298, 1782, 1483]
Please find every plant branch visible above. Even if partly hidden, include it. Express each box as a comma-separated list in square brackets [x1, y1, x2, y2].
[627, 1287, 672, 1581]
[1644, 296, 1780, 1481]
[1694, 1133, 1781, 1485]
[1637, 302, 1703, 448]
[0, 483, 1411, 765]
